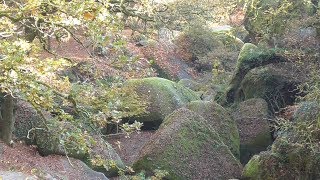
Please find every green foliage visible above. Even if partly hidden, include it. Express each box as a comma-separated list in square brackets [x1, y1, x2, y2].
[300, 67, 320, 103]
[157, 0, 240, 30]
[276, 111, 320, 153]
[0, 0, 151, 174]
[174, 23, 242, 79]
[243, 118, 320, 179]
[244, 0, 318, 44]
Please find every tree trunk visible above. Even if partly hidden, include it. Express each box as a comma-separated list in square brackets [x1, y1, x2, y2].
[311, 0, 319, 14]
[0, 94, 15, 145]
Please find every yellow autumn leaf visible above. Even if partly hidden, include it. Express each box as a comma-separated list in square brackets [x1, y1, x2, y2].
[83, 12, 95, 20]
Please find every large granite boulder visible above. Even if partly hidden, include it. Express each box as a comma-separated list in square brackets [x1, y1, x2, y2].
[186, 100, 240, 158]
[0, 171, 37, 180]
[233, 98, 272, 164]
[225, 43, 285, 105]
[243, 137, 320, 180]
[133, 108, 242, 179]
[237, 63, 303, 112]
[243, 108, 320, 179]
[126, 77, 199, 128]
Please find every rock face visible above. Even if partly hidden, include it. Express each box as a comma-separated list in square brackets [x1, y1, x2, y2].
[186, 100, 240, 158]
[6, 159, 109, 180]
[14, 100, 45, 143]
[238, 63, 303, 112]
[133, 108, 242, 180]
[35, 131, 125, 177]
[225, 43, 285, 105]
[233, 98, 272, 164]
[126, 77, 199, 128]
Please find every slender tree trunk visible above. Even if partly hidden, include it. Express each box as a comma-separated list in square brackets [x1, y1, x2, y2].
[0, 94, 15, 145]
[311, 0, 319, 14]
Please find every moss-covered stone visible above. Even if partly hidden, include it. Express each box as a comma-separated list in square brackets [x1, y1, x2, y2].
[238, 63, 303, 112]
[126, 77, 199, 127]
[186, 100, 240, 158]
[233, 98, 273, 164]
[293, 101, 320, 122]
[242, 154, 262, 178]
[242, 135, 320, 180]
[133, 108, 242, 179]
[224, 43, 285, 104]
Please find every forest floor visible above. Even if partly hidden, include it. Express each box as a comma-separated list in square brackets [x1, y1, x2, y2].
[0, 141, 103, 179]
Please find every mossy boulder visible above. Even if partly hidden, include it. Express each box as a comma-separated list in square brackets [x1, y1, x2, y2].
[126, 77, 199, 127]
[14, 101, 86, 158]
[225, 43, 285, 104]
[133, 108, 242, 180]
[243, 109, 320, 180]
[238, 63, 303, 112]
[293, 101, 320, 122]
[233, 98, 272, 164]
[186, 100, 240, 158]
[243, 137, 320, 180]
